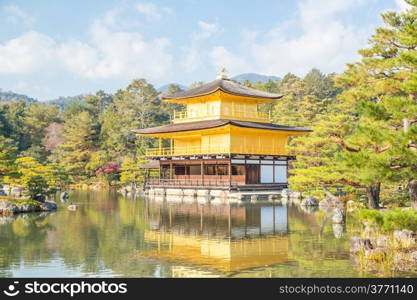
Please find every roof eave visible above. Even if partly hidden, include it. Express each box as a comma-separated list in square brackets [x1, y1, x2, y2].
[162, 87, 283, 101]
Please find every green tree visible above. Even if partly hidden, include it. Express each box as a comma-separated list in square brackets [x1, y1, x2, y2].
[336, 0, 417, 208]
[119, 156, 148, 189]
[0, 136, 17, 181]
[3, 157, 61, 200]
[100, 79, 167, 160]
[57, 111, 97, 180]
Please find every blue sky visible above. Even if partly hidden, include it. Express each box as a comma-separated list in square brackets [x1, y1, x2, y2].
[0, 0, 410, 100]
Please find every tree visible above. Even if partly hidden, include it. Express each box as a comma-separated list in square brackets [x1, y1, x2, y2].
[0, 136, 17, 181]
[95, 162, 120, 186]
[161, 84, 185, 120]
[119, 156, 148, 189]
[100, 79, 168, 160]
[335, 0, 417, 208]
[3, 157, 59, 200]
[287, 102, 360, 200]
[57, 111, 97, 179]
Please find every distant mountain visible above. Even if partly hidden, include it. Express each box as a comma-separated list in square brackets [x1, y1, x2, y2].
[45, 95, 85, 109]
[232, 73, 280, 84]
[0, 89, 38, 103]
[157, 83, 188, 93]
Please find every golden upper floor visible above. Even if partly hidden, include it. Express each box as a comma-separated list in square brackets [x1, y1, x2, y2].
[133, 120, 311, 157]
[162, 77, 283, 124]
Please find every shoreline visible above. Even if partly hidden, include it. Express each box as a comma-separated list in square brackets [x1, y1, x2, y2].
[0, 197, 57, 215]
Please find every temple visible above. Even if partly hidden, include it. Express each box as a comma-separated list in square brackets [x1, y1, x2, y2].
[133, 70, 311, 199]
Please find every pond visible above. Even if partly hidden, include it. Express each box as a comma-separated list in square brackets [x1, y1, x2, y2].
[0, 191, 415, 278]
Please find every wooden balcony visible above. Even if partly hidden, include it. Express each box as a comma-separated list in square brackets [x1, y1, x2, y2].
[172, 110, 271, 123]
[145, 144, 285, 157]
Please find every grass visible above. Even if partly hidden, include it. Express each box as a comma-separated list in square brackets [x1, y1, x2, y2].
[0, 196, 41, 206]
[357, 208, 417, 232]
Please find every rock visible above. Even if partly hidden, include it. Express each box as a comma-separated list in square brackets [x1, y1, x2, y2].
[281, 189, 301, 199]
[10, 186, 24, 198]
[60, 192, 69, 202]
[332, 223, 344, 238]
[373, 234, 389, 248]
[332, 207, 345, 224]
[0, 201, 18, 214]
[350, 236, 373, 253]
[17, 204, 38, 213]
[68, 204, 78, 211]
[411, 251, 417, 262]
[393, 230, 415, 247]
[33, 195, 45, 202]
[319, 198, 344, 209]
[300, 196, 318, 207]
[300, 205, 318, 214]
[281, 189, 292, 196]
[268, 194, 278, 201]
[39, 201, 57, 211]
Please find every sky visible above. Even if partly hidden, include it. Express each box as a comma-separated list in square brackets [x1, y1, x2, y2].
[0, 0, 411, 101]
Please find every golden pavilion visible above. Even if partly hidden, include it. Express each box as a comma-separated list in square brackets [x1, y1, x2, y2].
[133, 70, 311, 191]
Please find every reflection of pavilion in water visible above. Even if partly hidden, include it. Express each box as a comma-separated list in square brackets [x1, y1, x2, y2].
[139, 200, 289, 276]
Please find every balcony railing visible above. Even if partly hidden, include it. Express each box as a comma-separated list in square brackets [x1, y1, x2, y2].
[172, 110, 271, 123]
[145, 144, 285, 157]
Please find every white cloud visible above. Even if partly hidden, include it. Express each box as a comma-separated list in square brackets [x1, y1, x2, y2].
[0, 5, 173, 80]
[205, 0, 370, 77]
[182, 21, 223, 73]
[210, 46, 250, 74]
[395, 0, 412, 11]
[135, 2, 162, 21]
[193, 21, 221, 39]
[0, 31, 55, 74]
[3, 5, 35, 26]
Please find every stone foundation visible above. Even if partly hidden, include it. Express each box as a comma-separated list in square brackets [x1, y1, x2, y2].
[145, 187, 284, 204]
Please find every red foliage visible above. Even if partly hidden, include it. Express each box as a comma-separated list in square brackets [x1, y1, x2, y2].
[95, 162, 120, 177]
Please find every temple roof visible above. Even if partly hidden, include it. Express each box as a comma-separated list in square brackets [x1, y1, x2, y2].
[161, 78, 283, 100]
[132, 119, 312, 135]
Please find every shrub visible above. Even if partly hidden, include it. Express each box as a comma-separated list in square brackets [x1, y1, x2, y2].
[357, 208, 417, 232]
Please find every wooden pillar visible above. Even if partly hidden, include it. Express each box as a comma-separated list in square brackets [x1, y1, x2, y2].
[228, 158, 232, 190]
[158, 138, 162, 156]
[169, 161, 173, 180]
[201, 160, 204, 185]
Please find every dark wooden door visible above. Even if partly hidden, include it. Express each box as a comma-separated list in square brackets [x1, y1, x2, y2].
[246, 165, 260, 184]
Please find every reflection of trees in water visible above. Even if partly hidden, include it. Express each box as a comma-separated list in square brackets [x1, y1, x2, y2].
[0, 192, 369, 278]
[281, 205, 357, 277]
[0, 191, 166, 277]
[0, 212, 54, 277]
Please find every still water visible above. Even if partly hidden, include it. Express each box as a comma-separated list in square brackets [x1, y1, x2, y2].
[0, 191, 415, 278]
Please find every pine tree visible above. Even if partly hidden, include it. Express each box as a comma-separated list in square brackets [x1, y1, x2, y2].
[0, 136, 17, 181]
[57, 111, 97, 179]
[336, 0, 417, 208]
